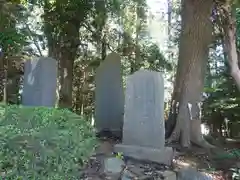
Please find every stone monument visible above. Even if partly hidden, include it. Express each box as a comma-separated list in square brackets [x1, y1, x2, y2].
[95, 52, 124, 137]
[114, 70, 173, 165]
[22, 57, 57, 107]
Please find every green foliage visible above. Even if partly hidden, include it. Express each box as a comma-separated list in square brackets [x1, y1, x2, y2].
[142, 43, 172, 71]
[213, 149, 240, 179]
[203, 74, 240, 121]
[115, 152, 123, 160]
[1, 0, 173, 112]
[214, 149, 240, 159]
[0, 31, 27, 55]
[0, 105, 97, 179]
[203, 9, 240, 124]
[0, 1, 29, 56]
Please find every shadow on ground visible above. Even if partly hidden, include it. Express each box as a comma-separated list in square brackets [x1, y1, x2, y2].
[80, 136, 240, 179]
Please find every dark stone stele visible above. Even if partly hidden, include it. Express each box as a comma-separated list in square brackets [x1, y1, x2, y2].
[22, 57, 57, 107]
[95, 52, 124, 139]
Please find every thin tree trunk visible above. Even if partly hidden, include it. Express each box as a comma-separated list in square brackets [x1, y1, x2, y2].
[6, 58, 21, 104]
[134, 3, 141, 72]
[167, 0, 214, 148]
[101, 34, 107, 61]
[3, 56, 8, 103]
[0, 56, 4, 102]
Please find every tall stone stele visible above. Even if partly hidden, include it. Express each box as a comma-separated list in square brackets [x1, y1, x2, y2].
[114, 70, 174, 165]
[22, 57, 57, 107]
[95, 52, 124, 137]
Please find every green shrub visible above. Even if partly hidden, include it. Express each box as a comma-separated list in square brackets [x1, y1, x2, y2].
[0, 105, 97, 179]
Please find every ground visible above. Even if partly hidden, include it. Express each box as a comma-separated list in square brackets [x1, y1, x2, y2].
[80, 137, 240, 180]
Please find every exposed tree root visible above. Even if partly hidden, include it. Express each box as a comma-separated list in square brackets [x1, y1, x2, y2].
[191, 138, 216, 149]
[190, 120, 216, 149]
[166, 118, 216, 149]
[166, 118, 181, 144]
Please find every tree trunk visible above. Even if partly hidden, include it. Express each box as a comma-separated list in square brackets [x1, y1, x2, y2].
[58, 49, 75, 109]
[73, 72, 82, 114]
[0, 54, 4, 102]
[6, 57, 21, 104]
[45, 24, 79, 109]
[221, 2, 240, 91]
[3, 57, 8, 103]
[167, 0, 214, 148]
[101, 34, 107, 61]
[43, 1, 80, 109]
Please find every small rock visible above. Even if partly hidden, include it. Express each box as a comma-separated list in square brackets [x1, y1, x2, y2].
[121, 170, 135, 180]
[177, 168, 212, 180]
[104, 157, 125, 174]
[162, 170, 177, 180]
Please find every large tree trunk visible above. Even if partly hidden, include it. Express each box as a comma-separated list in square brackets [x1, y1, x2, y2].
[44, 11, 79, 109]
[47, 38, 77, 109]
[167, 0, 214, 148]
[58, 47, 75, 109]
[220, 1, 240, 91]
[43, 0, 80, 109]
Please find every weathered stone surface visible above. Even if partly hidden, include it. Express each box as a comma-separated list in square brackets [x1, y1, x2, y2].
[114, 70, 172, 165]
[121, 170, 135, 180]
[121, 70, 165, 148]
[177, 168, 212, 180]
[95, 52, 124, 137]
[104, 157, 125, 174]
[114, 145, 174, 166]
[22, 57, 57, 107]
[162, 170, 177, 180]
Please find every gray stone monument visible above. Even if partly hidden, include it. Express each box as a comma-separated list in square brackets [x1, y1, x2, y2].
[22, 57, 57, 107]
[114, 70, 173, 165]
[95, 52, 124, 137]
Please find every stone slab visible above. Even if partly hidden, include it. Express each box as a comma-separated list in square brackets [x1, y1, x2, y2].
[104, 157, 125, 174]
[122, 70, 165, 149]
[114, 70, 171, 165]
[22, 57, 57, 107]
[114, 144, 173, 166]
[95, 52, 124, 137]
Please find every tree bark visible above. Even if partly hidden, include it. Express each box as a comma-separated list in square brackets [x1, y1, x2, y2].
[221, 1, 240, 91]
[6, 57, 21, 104]
[43, 0, 80, 109]
[0, 1, 5, 102]
[44, 11, 79, 109]
[167, 0, 214, 148]
[0, 56, 4, 102]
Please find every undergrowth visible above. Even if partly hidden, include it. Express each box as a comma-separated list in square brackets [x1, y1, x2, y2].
[0, 105, 97, 179]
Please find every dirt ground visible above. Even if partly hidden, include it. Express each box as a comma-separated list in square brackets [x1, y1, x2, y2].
[80, 137, 240, 180]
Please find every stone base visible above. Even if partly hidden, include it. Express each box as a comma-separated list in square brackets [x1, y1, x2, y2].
[114, 144, 174, 166]
[96, 129, 122, 140]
